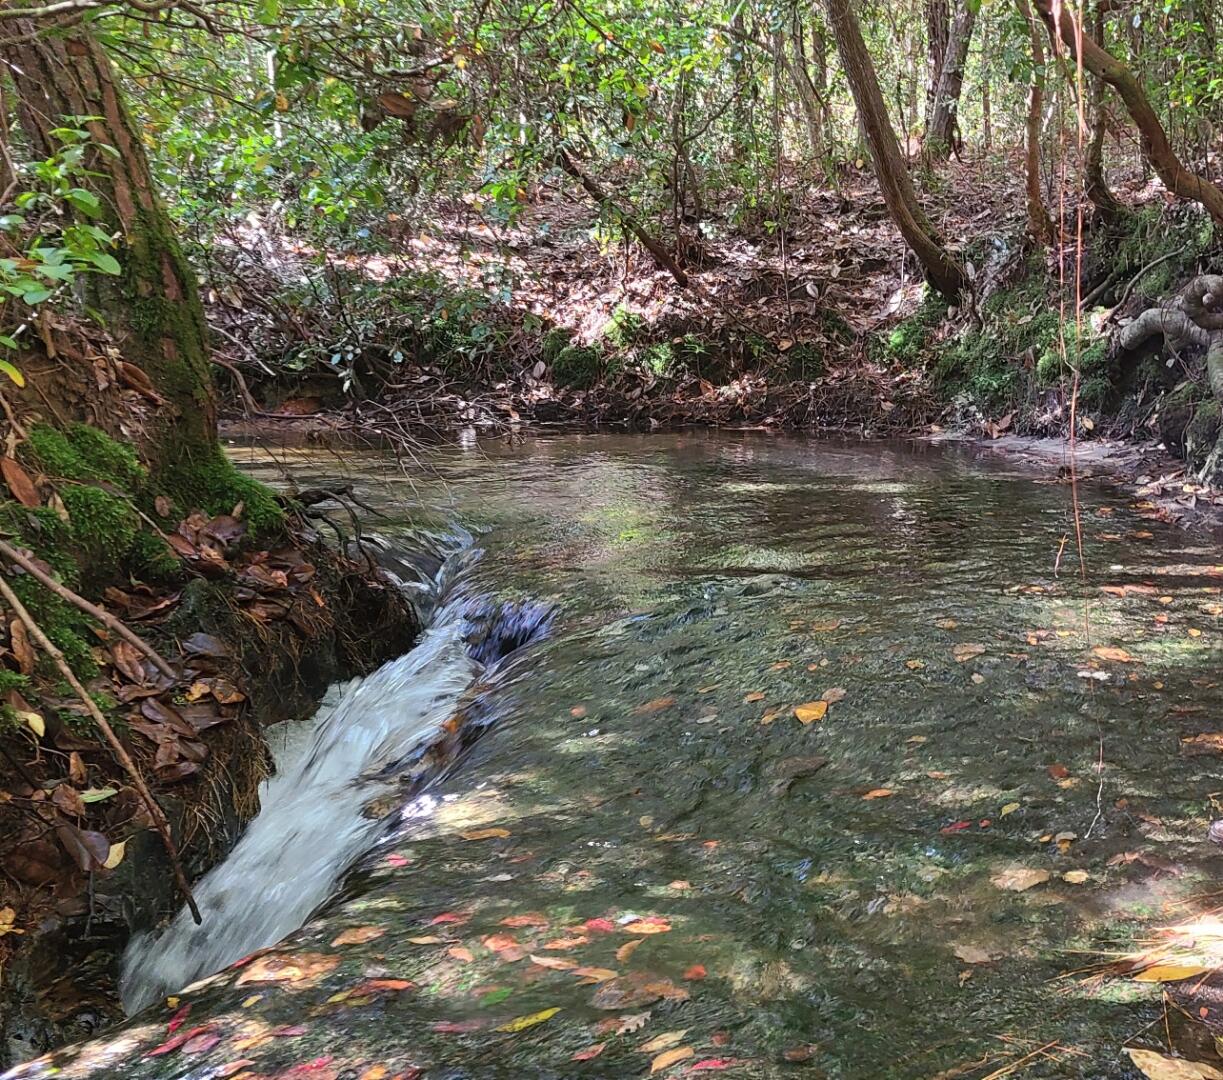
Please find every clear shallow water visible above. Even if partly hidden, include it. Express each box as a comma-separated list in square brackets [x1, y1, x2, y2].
[20, 433, 1223, 1079]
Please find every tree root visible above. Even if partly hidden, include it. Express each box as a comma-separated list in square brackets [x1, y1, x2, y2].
[0, 571, 202, 924]
[1119, 275, 1223, 399]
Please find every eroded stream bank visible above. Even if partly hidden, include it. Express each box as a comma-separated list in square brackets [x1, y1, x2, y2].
[10, 433, 1223, 1079]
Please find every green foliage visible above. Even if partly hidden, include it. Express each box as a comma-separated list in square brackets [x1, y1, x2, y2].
[884, 293, 949, 366]
[599, 306, 645, 350]
[60, 485, 139, 582]
[551, 344, 603, 389]
[0, 126, 124, 362]
[8, 572, 97, 679]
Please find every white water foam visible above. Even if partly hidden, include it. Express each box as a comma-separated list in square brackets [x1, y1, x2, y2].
[119, 535, 483, 1013]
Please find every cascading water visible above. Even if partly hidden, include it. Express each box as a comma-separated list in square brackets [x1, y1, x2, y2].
[119, 530, 552, 1014]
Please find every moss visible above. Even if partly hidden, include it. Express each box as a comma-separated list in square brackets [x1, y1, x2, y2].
[552, 345, 603, 390]
[60, 485, 139, 582]
[25, 423, 145, 489]
[126, 529, 182, 582]
[157, 447, 284, 538]
[883, 293, 949, 366]
[599, 305, 644, 349]
[8, 574, 97, 679]
[0, 503, 80, 586]
[640, 342, 676, 378]
[784, 343, 824, 381]
[0, 670, 30, 695]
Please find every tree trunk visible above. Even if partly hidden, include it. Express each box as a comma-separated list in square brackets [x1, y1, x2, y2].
[788, 16, 827, 160]
[1034, 0, 1223, 226]
[1083, 6, 1124, 221]
[925, 0, 950, 127]
[825, 0, 968, 299]
[1016, 0, 1055, 245]
[2, 22, 218, 472]
[926, 1, 976, 159]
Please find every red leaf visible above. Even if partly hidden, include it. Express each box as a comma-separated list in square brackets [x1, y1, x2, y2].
[683, 964, 707, 981]
[167, 1004, 192, 1033]
[692, 1061, 737, 1071]
[146, 1025, 211, 1057]
[583, 917, 615, 934]
[939, 821, 972, 834]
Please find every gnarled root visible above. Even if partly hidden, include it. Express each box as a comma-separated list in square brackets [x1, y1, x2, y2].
[1120, 275, 1223, 405]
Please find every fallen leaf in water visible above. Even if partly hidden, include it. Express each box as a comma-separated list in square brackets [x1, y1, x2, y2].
[691, 1060, 737, 1071]
[542, 935, 589, 950]
[461, 828, 510, 840]
[146, 1026, 213, 1057]
[500, 912, 549, 928]
[1134, 964, 1210, 983]
[530, 954, 578, 971]
[1047, 763, 1070, 779]
[821, 687, 847, 704]
[1125, 1047, 1223, 1079]
[572, 1043, 607, 1061]
[432, 1019, 487, 1034]
[1000, 802, 1020, 817]
[905, 659, 925, 670]
[991, 866, 1051, 892]
[408, 935, 446, 945]
[1062, 870, 1090, 884]
[641, 1030, 689, 1053]
[622, 916, 671, 934]
[593, 973, 681, 1010]
[953, 945, 996, 965]
[1093, 645, 1137, 663]
[683, 964, 707, 980]
[637, 697, 676, 714]
[616, 939, 644, 962]
[496, 1007, 560, 1033]
[1182, 733, 1223, 754]
[448, 946, 474, 963]
[794, 701, 828, 724]
[332, 926, 384, 947]
[651, 1046, 694, 1073]
[743, 691, 765, 703]
[936, 619, 958, 630]
[863, 788, 894, 799]
[572, 966, 618, 983]
[811, 619, 841, 632]
[236, 953, 339, 987]
[952, 643, 986, 662]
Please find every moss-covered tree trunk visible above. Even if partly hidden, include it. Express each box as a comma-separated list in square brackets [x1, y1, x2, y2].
[2, 21, 217, 470]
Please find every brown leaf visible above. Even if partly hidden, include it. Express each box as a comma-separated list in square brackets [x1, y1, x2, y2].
[9, 619, 33, 675]
[235, 952, 339, 987]
[952, 643, 986, 662]
[1092, 645, 1137, 663]
[530, 954, 578, 971]
[55, 822, 110, 872]
[109, 639, 147, 685]
[51, 783, 85, 818]
[572, 1043, 607, 1062]
[331, 925, 384, 946]
[616, 938, 644, 962]
[154, 495, 173, 518]
[1, 457, 39, 507]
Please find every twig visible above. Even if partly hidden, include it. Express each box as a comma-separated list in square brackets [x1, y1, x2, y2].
[0, 570, 201, 923]
[0, 388, 27, 440]
[0, 538, 177, 679]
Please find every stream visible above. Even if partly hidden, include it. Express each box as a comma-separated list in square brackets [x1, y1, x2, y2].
[8, 432, 1223, 1079]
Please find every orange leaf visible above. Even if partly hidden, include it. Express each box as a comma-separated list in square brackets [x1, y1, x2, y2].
[794, 701, 828, 724]
[651, 1046, 695, 1073]
[460, 828, 510, 840]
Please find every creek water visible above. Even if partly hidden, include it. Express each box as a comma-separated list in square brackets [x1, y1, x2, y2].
[30, 433, 1223, 1078]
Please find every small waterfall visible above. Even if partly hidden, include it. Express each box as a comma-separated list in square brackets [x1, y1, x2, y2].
[119, 532, 551, 1014]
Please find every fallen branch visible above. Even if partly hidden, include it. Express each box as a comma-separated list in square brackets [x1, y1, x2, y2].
[0, 538, 177, 680]
[0, 570, 201, 924]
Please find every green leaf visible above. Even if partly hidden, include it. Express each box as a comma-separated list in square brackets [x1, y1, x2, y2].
[88, 252, 121, 275]
[0, 359, 26, 387]
[21, 288, 54, 305]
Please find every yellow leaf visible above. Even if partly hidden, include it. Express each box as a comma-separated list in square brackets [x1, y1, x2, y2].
[650, 1046, 694, 1073]
[615, 939, 643, 962]
[990, 866, 1051, 892]
[103, 840, 126, 870]
[1133, 963, 1210, 983]
[999, 802, 1021, 817]
[794, 701, 828, 724]
[1125, 1047, 1223, 1079]
[0, 906, 24, 936]
[460, 828, 510, 840]
[640, 1030, 688, 1053]
[18, 711, 44, 737]
[1092, 645, 1137, 663]
[1062, 870, 1089, 884]
[905, 659, 925, 670]
[571, 966, 618, 983]
[496, 1007, 561, 1033]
